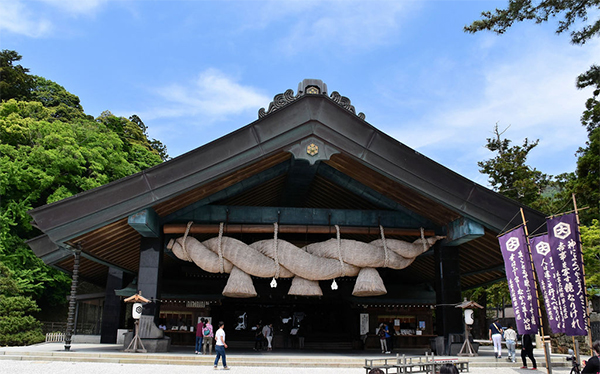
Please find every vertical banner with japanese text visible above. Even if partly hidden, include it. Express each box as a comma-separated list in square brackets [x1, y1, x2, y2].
[498, 227, 539, 335]
[530, 234, 565, 333]
[547, 213, 587, 336]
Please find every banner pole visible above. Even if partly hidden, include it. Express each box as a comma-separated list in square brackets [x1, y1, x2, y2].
[521, 208, 551, 373]
[572, 193, 594, 355]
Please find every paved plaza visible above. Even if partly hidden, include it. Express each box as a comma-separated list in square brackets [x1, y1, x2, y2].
[0, 342, 583, 374]
[0, 360, 577, 374]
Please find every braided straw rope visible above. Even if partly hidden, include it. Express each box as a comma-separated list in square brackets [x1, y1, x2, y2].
[167, 222, 445, 298]
[218, 222, 225, 273]
[273, 222, 280, 279]
[380, 225, 389, 268]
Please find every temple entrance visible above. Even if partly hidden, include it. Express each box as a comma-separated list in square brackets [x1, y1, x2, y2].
[212, 296, 358, 350]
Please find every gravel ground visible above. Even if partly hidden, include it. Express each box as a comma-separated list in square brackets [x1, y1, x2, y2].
[0, 361, 575, 374]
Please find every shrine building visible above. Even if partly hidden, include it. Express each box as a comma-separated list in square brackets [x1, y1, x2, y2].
[27, 79, 545, 351]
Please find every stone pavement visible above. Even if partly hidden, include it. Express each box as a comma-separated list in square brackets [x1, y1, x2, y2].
[0, 342, 586, 374]
[0, 360, 577, 374]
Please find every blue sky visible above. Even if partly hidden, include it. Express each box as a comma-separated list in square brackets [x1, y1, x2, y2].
[1, 0, 597, 187]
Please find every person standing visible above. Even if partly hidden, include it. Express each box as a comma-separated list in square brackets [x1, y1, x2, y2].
[520, 333, 537, 370]
[254, 323, 263, 351]
[214, 321, 229, 370]
[297, 324, 305, 349]
[265, 323, 274, 351]
[503, 325, 517, 363]
[202, 319, 213, 355]
[262, 323, 271, 351]
[488, 318, 504, 359]
[195, 318, 205, 354]
[377, 323, 388, 354]
[384, 323, 393, 354]
[582, 340, 600, 373]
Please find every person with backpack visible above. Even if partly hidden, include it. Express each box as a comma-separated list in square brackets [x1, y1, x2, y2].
[195, 318, 205, 354]
[202, 319, 214, 355]
[378, 323, 389, 354]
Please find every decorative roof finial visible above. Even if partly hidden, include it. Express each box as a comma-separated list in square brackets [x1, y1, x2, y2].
[258, 79, 365, 120]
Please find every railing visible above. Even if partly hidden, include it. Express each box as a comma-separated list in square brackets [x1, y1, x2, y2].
[45, 332, 65, 343]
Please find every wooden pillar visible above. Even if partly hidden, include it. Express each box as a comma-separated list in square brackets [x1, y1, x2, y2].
[64, 248, 81, 351]
[100, 267, 125, 343]
[434, 242, 463, 345]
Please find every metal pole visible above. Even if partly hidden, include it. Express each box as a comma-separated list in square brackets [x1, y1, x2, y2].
[520, 208, 551, 373]
[64, 247, 81, 351]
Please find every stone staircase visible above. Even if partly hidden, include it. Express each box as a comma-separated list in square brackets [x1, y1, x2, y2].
[0, 350, 366, 368]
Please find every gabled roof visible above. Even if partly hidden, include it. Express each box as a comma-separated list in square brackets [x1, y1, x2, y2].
[28, 79, 546, 288]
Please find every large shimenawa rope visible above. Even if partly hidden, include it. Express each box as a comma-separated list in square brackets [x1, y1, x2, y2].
[167, 222, 444, 298]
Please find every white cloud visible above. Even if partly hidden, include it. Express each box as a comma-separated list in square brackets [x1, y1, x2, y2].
[40, 0, 108, 15]
[0, 1, 52, 37]
[383, 31, 599, 180]
[255, 1, 421, 55]
[139, 69, 270, 122]
[0, 0, 108, 37]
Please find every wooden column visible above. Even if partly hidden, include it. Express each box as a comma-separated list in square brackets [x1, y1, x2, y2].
[64, 248, 81, 351]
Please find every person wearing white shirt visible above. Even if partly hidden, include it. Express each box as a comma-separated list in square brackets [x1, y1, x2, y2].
[503, 325, 517, 363]
[213, 321, 229, 370]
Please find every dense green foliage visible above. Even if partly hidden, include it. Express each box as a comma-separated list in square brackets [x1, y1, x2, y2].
[582, 220, 600, 295]
[0, 50, 168, 344]
[0, 50, 35, 102]
[0, 262, 44, 346]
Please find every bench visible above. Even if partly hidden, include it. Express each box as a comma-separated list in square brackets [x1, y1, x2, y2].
[364, 354, 469, 374]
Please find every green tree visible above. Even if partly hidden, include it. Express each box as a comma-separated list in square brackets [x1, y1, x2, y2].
[464, 0, 600, 45]
[478, 123, 550, 207]
[0, 262, 44, 346]
[0, 50, 34, 102]
[582, 220, 600, 295]
[467, 1, 600, 223]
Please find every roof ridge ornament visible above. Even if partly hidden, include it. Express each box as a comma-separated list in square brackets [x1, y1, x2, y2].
[258, 79, 365, 120]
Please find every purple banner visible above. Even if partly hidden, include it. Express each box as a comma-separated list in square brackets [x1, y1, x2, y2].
[530, 234, 565, 333]
[498, 227, 539, 335]
[547, 213, 587, 336]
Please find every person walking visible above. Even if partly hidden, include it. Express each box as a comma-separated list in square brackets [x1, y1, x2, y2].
[195, 318, 205, 354]
[520, 333, 537, 370]
[214, 321, 229, 370]
[503, 325, 517, 363]
[488, 318, 504, 359]
[202, 319, 213, 355]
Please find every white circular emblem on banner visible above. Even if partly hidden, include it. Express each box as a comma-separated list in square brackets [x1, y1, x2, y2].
[553, 222, 571, 239]
[535, 241, 551, 256]
[506, 237, 520, 252]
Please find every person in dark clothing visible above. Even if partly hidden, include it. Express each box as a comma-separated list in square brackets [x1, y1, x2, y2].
[521, 333, 537, 370]
[384, 323, 393, 353]
[439, 364, 459, 374]
[254, 323, 263, 351]
[582, 340, 600, 373]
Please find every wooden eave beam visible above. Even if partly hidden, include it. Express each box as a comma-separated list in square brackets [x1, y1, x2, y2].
[163, 223, 435, 236]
